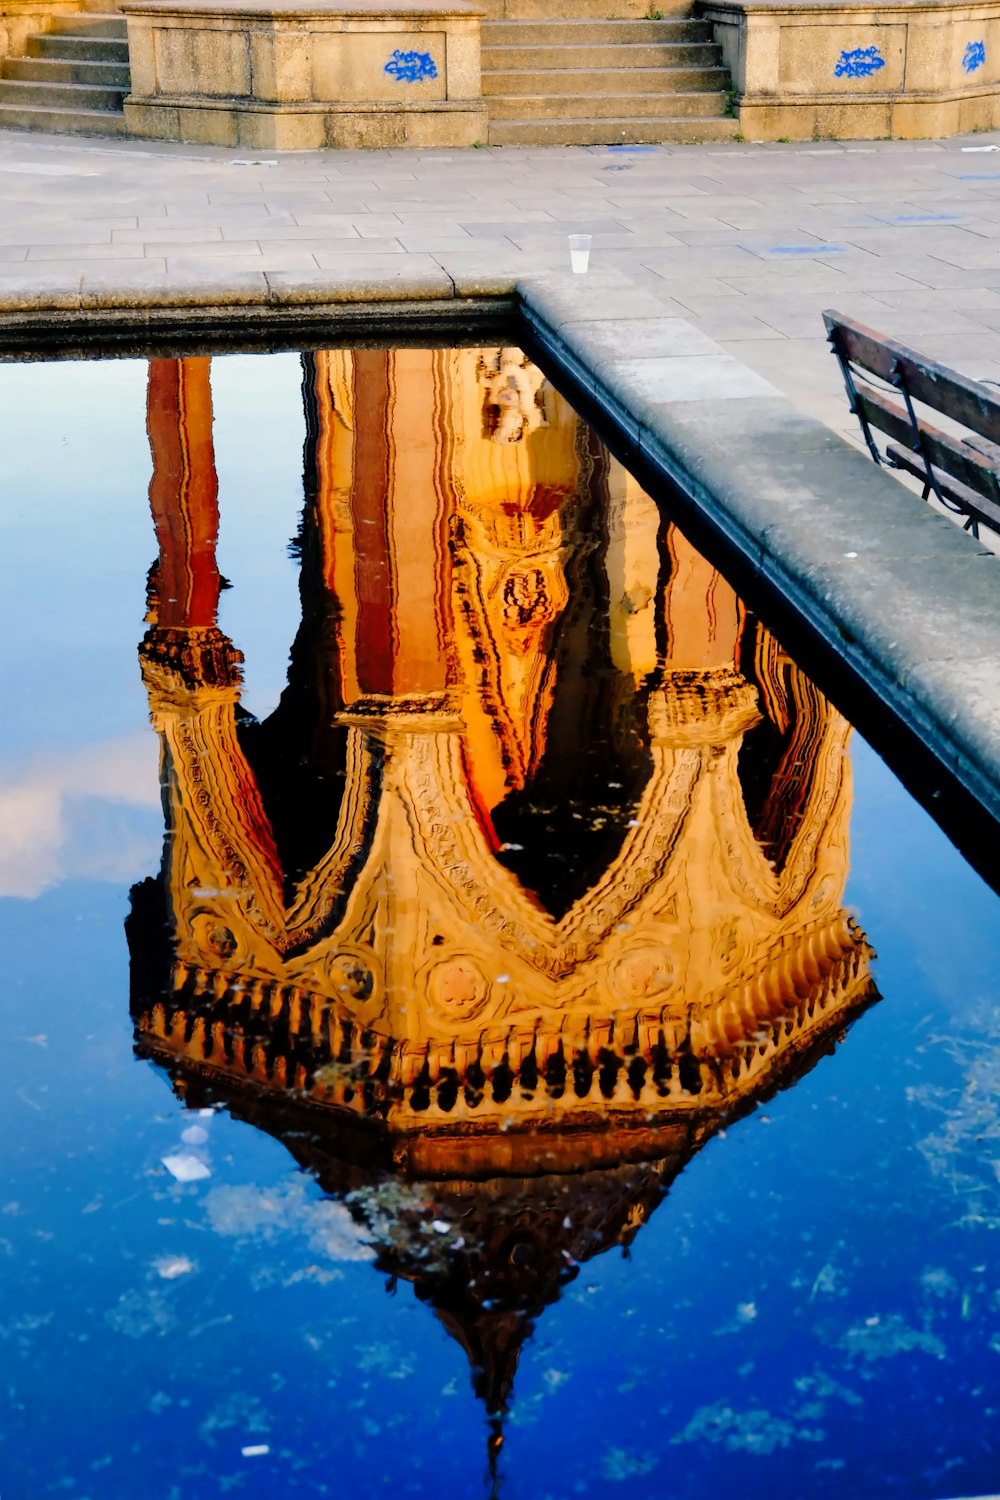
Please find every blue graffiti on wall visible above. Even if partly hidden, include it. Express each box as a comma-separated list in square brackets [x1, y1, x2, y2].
[384, 49, 438, 83]
[963, 39, 987, 72]
[834, 45, 886, 78]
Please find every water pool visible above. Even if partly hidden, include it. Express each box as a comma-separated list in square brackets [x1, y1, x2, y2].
[0, 343, 997, 1500]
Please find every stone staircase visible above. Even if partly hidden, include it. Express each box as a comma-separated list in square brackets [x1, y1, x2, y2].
[0, 11, 129, 137]
[483, 5, 739, 146]
[0, 1, 735, 148]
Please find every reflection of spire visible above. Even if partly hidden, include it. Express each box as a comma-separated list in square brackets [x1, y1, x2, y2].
[130, 347, 880, 1464]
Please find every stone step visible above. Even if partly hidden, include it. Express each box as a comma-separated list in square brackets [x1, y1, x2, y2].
[3, 55, 130, 86]
[486, 0, 693, 18]
[482, 41, 720, 68]
[28, 32, 129, 61]
[487, 89, 731, 119]
[0, 77, 126, 109]
[80, 0, 126, 12]
[482, 18, 710, 44]
[46, 13, 127, 36]
[0, 101, 125, 134]
[483, 65, 728, 95]
[488, 114, 740, 144]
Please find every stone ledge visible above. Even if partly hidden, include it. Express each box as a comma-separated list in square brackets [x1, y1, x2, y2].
[124, 96, 488, 148]
[123, 0, 482, 13]
[516, 273, 1000, 834]
[705, 0, 1000, 11]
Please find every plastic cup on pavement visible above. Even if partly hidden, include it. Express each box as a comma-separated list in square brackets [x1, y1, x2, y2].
[568, 234, 592, 274]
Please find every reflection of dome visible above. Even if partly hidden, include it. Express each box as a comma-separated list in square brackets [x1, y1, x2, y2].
[131, 974, 873, 1476]
[128, 350, 880, 1478]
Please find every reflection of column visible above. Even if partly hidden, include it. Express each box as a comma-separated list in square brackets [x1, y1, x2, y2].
[661, 526, 744, 671]
[141, 355, 284, 946]
[308, 349, 452, 705]
[146, 358, 221, 631]
[605, 458, 660, 682]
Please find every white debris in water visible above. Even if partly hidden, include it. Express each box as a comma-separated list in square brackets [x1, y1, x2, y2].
[162, 1153, 211, 1183]
[241, 1444, 270, 1457]
[153, 1255, 196, 1280]
[181, 1125, 209, 1146]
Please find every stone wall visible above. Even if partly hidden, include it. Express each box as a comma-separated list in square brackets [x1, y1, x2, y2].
[703, 0, 1000, 139]
[121, 0, 487, 148]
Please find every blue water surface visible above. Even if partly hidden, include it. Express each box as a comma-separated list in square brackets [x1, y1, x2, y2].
[0, 353, 997, 1500]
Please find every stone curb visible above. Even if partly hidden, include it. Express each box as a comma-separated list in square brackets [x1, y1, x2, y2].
[516, 272, 1000, 829]
[0, 275, 515, 353]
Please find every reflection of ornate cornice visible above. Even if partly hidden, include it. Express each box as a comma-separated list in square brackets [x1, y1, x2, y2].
[335, 692, 460, 729]
[649, 668, 761, 744]
[133, 911, 876, 1164]
[140, 625, 243, 694]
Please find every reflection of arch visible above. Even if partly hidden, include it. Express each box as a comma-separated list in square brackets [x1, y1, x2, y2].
[130, 351, 879, 1471]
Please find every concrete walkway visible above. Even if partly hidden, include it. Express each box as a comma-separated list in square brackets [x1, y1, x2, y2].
[3, 126, 1000, 439]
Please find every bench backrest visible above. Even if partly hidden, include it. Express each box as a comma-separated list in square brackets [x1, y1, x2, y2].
[824, 308, 1000, 535]
[824, 310, 1000, 445]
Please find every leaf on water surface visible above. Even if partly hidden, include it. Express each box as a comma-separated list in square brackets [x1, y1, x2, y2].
[601, 1448, 660, 1480]
[198, 1392, 270, 1448]
[792, 1369, 863, 1410]
[357, 1342, 414, 1380]
[105, 1288, 176, 1339]
[837, 1314, 946, 1362]
[910, 1009, 1000, 1230]
[671, 1401, 825, 1455]
[204, 1181, 376, 1263]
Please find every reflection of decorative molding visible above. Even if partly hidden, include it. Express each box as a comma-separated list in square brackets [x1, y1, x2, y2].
[137, 906, 874, 1147]
[136, 636, 874, 1141]
[478, 348, 548, 445]
[139, 625, 243, 693]
[649, 670, 760, 743]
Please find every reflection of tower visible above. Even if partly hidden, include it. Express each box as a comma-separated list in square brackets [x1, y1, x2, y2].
[129, 350, 878, 1467]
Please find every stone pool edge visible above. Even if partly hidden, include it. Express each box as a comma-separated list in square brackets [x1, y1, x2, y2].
[518, 270, 1000, 830]
[1, 262, 999, 830]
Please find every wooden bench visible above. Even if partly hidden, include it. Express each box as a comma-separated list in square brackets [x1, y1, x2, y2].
[824, 309, 1000, 541]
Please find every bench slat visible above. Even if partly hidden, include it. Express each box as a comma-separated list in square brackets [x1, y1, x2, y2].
[886, 444, 1000, 534]
[855, 386, 1000, 506]
[824, 309, 1000, 446]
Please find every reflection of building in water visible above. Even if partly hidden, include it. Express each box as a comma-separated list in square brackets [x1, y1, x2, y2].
[130, 350, 878, 1460]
